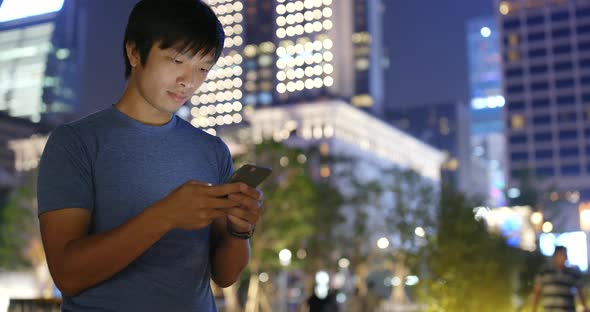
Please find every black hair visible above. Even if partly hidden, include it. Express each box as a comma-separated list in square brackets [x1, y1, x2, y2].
[554, 246, 567, 255]
[123, 0, 225, 79]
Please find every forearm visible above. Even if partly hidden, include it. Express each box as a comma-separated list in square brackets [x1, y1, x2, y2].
[53, 204, 171, 296]
[531, 290, 541, 312]
[579, 287, 588, 309]
[210, 220, 250, 287]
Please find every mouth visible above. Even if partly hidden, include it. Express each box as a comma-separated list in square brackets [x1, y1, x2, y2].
[167, 91, 189, 104]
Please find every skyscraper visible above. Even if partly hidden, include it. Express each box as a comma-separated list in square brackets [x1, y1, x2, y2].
[467, 15, 507, 206]
[498, 0, 590, 204]
[189, 0, 386, 135]
[385, 101, 490, 199]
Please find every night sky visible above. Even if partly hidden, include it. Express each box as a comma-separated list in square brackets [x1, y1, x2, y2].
[70, 0, 497, 116]
[383, 0, 495, 110]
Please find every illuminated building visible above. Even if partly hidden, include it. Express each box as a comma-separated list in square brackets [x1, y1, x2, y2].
[0, 0, 65, 122]
[0, 113, 50, 183]
[0, 0, 85, 127]
[385, 101, 491, 199]
[498, 0, 590, 202]
[193, 0, 386, 135]
[223, 100, 446, 244]
[467, 16, 507, 206]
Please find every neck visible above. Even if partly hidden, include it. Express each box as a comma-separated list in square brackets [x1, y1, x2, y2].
[114, 83, 172, 126]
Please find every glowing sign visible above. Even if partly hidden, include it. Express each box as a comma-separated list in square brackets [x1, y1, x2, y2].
[471, 95, 505, 110]
[540, 232, 588, 271]
[0, 0, 64, 23]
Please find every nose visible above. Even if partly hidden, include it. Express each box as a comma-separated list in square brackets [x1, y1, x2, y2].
[178, 68, 196, 89]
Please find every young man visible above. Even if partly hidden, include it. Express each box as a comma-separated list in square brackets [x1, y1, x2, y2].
[36, 0, 263, 310]
[532, 246, 588, 312]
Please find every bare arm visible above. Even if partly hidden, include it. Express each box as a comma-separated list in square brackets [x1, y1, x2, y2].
[531, 281, 542, 312]
[40, 204, 171, 296]
[209, 216, 251, 288]
[209, 184, 263, 288]
[578, 286, 588, 311]
[40, 181, 241, 296]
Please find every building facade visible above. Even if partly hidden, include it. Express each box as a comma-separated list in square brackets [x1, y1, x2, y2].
[498, 0, 590, 204]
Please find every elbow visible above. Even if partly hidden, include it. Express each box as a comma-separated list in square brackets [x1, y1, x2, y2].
[212, 272, 240, 288]
[53, 278, 82, 297]
[51, 268, 85, 297]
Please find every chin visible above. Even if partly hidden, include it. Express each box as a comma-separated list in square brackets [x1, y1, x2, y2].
[158, 103, 182, 114]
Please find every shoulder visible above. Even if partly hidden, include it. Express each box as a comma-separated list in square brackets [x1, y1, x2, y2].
[539, 264, 556, 276]
[565, 266, 583, 277]
[49, 108, 113, 143]
[175, 117, 230, 154]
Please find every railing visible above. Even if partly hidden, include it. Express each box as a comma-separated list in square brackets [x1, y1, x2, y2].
[8, 299, 61, 312]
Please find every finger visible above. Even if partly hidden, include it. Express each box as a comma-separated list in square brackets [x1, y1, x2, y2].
[225, 207, 259, 224]
[237, 184, 262, 200]
[200, 197, 241, 210]
[207, 209, 226, 220]
[228, 193, 259, 210]
[227, 214, 253, 231]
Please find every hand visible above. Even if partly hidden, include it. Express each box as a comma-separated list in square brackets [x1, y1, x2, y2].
[154, 180, 242, 230]
[225, 183, 264, 232]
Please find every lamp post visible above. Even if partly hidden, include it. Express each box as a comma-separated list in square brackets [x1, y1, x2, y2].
[278, 249, 292, 312]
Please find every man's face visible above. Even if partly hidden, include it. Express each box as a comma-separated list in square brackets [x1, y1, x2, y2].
[130, 42, 215, 115]
[554, 250, 567, 267]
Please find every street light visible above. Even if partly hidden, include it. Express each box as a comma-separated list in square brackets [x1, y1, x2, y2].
[415, 227, 426, 238]
[377, 237, 390, 249]
[530, 211, 543, 225]
[315, 271, 330, 299]
[279, 248, 292, 266]
[278, 249, 292, 312]
[338, 258, 350, 269]
[542, 221, 553, 233]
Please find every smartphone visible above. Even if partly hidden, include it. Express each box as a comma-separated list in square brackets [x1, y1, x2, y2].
[228, 164, 273, 188]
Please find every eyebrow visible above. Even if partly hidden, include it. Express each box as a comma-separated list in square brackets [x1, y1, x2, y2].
[171, 51, 215, 65]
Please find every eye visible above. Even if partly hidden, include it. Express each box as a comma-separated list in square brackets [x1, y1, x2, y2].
[200, 68, 210, 73]
[174, 59, 184, 64]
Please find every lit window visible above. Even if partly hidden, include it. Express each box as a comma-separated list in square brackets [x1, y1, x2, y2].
[444, 158, 459, 171]
[320, 166, 331, 178]
[319, 143, 330, 155]
[511, 114, 525, 130]
[499, 1, 510, 15]
[508, 33, 518, 46]
[508, 50, 520, 62]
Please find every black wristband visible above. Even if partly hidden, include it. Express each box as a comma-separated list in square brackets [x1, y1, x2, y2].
[227, 223, 255, 240]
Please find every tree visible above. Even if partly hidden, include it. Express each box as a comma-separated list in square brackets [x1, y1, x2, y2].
[382, 167, 438, 303]
[418, 185, 522, 312]
[224, 141, 346, 312]
[0, 170, 39, 270]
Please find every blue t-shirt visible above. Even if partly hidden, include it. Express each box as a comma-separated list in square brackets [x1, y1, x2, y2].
[37, 105, 234, 311]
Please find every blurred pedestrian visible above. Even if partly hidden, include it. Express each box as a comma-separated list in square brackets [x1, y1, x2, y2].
[531, 246, 588, 312]
[306, 289, 339, 312]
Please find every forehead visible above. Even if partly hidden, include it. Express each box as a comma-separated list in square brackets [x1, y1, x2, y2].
[165, 47, 215, 63]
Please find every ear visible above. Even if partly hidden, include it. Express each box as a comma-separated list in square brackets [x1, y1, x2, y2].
[125, 41, 140, 68]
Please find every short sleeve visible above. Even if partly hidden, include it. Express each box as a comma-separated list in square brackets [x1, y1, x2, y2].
[215, 137, 234, 184]
[37, 125, 95, 216]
